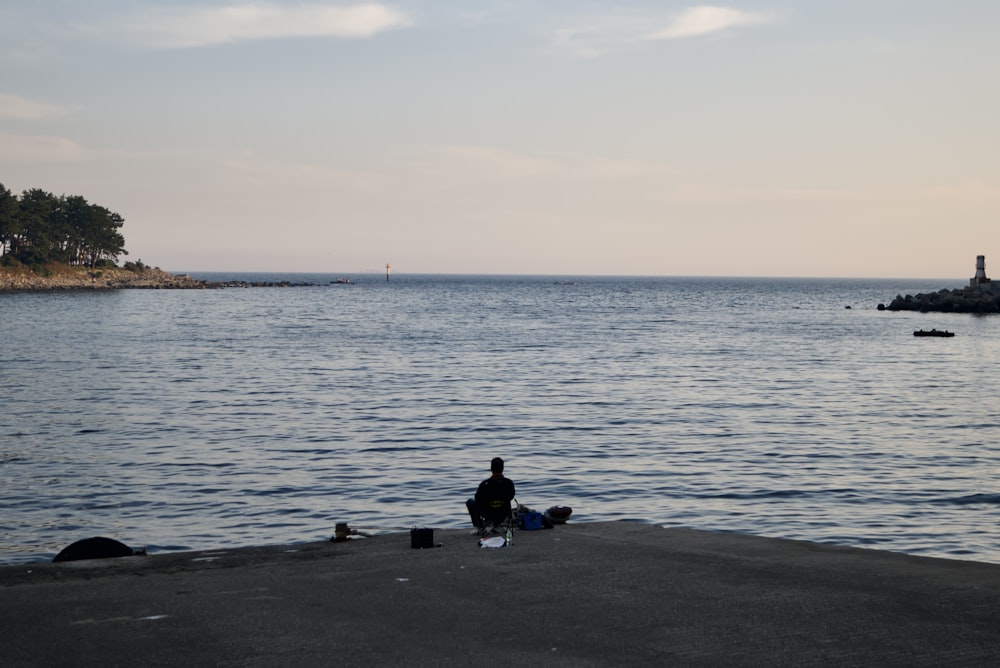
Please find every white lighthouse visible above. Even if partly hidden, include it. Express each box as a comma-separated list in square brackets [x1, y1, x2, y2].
[970, 255, 994, 292]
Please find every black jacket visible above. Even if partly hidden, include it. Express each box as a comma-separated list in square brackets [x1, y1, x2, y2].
[475, 474, 516, 522]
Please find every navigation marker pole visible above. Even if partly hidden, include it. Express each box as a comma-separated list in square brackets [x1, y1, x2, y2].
[386, 263, 391, 282]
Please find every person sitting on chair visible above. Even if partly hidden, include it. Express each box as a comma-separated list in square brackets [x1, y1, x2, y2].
[466, 457, 516, 533]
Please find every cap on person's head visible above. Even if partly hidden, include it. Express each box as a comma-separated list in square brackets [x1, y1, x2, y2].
[491, 457, 504, 473]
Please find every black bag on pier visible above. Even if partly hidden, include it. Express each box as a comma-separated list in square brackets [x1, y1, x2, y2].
[410, 527, 434, 549]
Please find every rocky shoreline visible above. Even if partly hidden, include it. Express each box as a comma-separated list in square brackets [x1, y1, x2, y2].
[0, 267, 318, 292]
[878, 287, 1000, 313]
[0, 266, 207, 292]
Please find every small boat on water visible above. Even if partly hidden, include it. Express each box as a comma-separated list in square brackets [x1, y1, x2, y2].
[914, 329, 954, 337]
[331, 278, 354, 284]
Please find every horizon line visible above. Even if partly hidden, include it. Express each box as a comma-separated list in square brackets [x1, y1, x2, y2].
[170, 270, 966, 282]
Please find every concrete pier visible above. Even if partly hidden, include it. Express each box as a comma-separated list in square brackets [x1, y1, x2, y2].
[3, 522, 1000, 666]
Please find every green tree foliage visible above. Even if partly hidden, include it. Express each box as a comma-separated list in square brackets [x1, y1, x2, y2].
[0, 183, 18, 258]
[0, 183, 128, 267]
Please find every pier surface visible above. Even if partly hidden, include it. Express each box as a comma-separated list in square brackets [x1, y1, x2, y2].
[3, 522, 1000, 666]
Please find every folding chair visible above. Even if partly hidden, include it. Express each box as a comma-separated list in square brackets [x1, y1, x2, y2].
[481, 498, 514, 537]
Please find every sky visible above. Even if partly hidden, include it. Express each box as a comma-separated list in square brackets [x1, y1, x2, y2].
[1, 1, 998, 278]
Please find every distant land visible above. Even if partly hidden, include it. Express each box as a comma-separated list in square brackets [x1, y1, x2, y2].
[0, 183, 255, 292]
[0, 263, 331, 292]
[0, 263, 205, 292]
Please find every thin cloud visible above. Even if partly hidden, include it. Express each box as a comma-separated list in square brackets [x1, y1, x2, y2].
[554, 19, 646, 59]
[648, 6, 772, 41]
[555, 5, 777, 57]
[0, 134, 85, 162]
[0, 93, 72, 121]
[107, 2, 410, 49]
[400, 145, 677, 198]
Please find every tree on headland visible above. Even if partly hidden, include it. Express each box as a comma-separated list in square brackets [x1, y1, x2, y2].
[0, 183, 20, 257]
[0, 182, 127, 268]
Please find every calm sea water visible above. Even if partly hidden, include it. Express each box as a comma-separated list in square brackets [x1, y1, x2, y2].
[3, 274, 1000, 566]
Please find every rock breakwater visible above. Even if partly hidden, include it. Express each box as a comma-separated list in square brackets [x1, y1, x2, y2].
[879, 287, 1000, 313]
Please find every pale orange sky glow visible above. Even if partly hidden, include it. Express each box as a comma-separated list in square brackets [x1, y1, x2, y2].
[1, 2, 997, 278]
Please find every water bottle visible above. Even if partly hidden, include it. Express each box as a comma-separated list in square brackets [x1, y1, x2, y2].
[505, 527, 512, 546]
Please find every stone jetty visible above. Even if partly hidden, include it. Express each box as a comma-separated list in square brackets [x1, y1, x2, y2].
[878, 254, 1000, 313]
[878, 287, 1000, 313]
